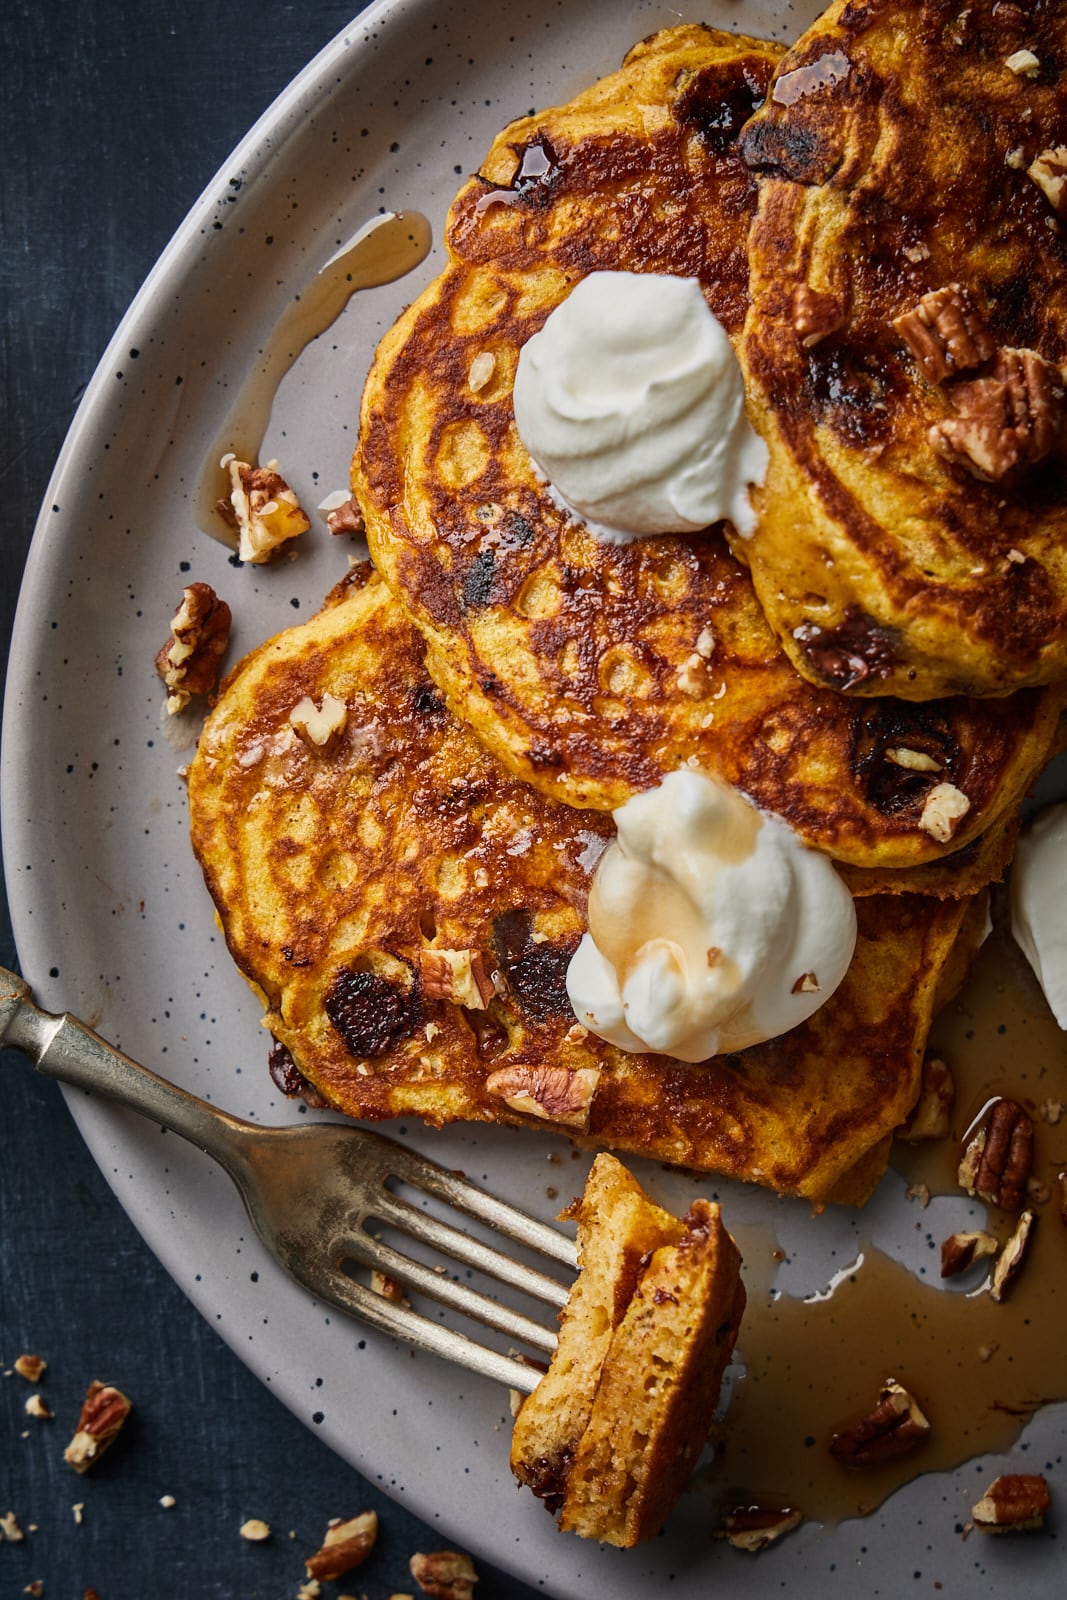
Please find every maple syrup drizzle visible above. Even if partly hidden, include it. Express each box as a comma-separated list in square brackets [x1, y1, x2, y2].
[703, 924, 1067, 1526]
[195, 210, 432, 542]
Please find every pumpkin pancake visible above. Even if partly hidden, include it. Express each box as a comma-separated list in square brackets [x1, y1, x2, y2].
[187, 569, 984, 1205]
[737, 0, 1067, 701]
[355, 22, 1062, 871]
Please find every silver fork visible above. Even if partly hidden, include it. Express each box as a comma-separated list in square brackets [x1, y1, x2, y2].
[0, 967, 575, 1392]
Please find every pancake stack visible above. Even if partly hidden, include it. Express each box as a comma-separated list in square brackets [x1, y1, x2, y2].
[189, 13, 1066, 1207]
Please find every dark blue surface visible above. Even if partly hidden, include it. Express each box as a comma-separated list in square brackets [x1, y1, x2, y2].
[2, 3, 541, 1593]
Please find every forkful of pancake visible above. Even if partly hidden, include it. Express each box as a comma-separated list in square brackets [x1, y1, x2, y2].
[183, 1, 1067, 1548]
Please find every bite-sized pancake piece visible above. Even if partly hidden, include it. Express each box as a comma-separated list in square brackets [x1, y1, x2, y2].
[557, 1197, 744, 1547]
[739, 0, 1067, 700]
[356, 23, 1062, 870]
[510, 1155, 683, 1512]
[188, 571, 985, 1205]
[512, 1153, 745, 1548]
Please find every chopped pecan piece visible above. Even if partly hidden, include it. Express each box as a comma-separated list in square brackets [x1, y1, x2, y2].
[1028, 145, 1067, 214]
[24, 1393, 52, 1420]
[1005, 48, 1041, 77]
[930, 347, 1065, 480]
[720, 1504, 803, 1551]
[989, 1209, 1036, 1302]
[305, 1510, 378, 1581]
[958, 1098, 1033, 1210]
[972, 1473, 1050, 1531]
[238, 1518, 272, 1542]
[220, 454, 311, 564]
[409, 1549, 479, 1600]
[885, 746, 941, 772]
[793, 285, 845, 348]
[791, 971, 820, 994]
[13, 1354, 46, 1383]
[63, 1382, 132, 1473]
[829, 1378, 930, 1467]
[467, 351, 496, 392]
[155, 583, 232, 714]
[0, 1511, 25, 1542]
[901, 1055, 955, 1142]
[919, 782, 970, 842]
[893, 283, 994, 383]
[288, 693, 348, 750]
[371, 1270, 410, 1307]
[940, 1229, 998, 1278]
[323, 495, 366, 536]
[420, 948, 496, 1010]
[485, 1064, 601, 1129]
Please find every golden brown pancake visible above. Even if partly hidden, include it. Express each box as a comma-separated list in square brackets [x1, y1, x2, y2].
[187, 569, 983, 1205]
[356, 22, 1062, 871]
[738, 0, 1067, 701]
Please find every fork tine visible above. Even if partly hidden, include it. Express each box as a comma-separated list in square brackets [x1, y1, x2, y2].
[370, 1188, 572, 1311]
[336, 1229, 559, 1355]
[376, 1140, 579, 1270]
[309, 1264, 546, 1393]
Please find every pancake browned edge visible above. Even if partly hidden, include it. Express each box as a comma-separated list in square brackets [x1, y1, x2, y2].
[738, 0, 1067, 701]
[187, 570, 984, 1206]
[355, 21, 1063, 872]
[512, 1154, 745, 1548]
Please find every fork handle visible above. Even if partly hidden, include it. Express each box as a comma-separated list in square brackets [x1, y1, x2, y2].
[0, 965, 252, 1168]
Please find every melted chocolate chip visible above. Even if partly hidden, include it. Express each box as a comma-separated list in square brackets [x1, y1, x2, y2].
[324, 965, 420, 1058]
[492, 909, 577, 1022]
[675, 58, 772, 154]
[849, 699, 962, 815]
[461, 548, 496, 610]
[740, 117, 840, 186]
[412, 684, 444, 715]
[795, 611, 899, 691]
[267, 1038, 328, 1107]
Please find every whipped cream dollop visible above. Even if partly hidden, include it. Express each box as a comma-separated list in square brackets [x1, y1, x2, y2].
[1011, 802, 1067, 1028]
[566, 770, 857, 1062]
[512, 271, 766, 542]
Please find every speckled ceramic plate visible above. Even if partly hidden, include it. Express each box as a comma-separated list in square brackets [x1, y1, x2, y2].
[4, 1, 1064, 1594]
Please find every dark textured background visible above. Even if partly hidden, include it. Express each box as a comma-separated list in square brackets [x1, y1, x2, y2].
[1, 3, 541, 1594]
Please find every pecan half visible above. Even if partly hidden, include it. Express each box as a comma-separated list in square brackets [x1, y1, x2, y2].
[305, 1510, 378, 1581]
[485, 1064, 600, 1129]
[63, 1382, 132, 1473]
[829, 1378, 930, 1467]
[930, 347, 1065, 480]
[972, 1473, 1050, 1531]
[409, 1549, 479, 1600]
[720, 1504, 803, 1551]
[155, 583, 232, 714]
[793, 285, 845, 349]
[893, 283, 994, 383]
[989, 1209, 1036, 1302]
[420, 948, 496, 1010]
[958, 1098, 1033, 1210]
[940, 1229, 998, 1278]
[901, 1055, 955, 1142]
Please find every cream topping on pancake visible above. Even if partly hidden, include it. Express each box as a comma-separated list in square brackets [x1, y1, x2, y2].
[512, 271, 766, 541]
[566, 769, 857, 1061]
[1010, 802, 1067, 1029]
